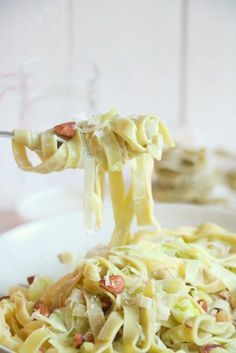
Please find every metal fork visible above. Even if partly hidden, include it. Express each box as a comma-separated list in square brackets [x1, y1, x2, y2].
[0, 130, 13, 138]
[0, 130, 66, 145]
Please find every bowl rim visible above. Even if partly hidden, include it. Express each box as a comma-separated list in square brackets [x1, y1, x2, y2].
[1, 202, 235, 243]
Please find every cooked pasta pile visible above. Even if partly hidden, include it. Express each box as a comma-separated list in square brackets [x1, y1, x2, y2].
[152, 147, 218, 205]
[0, 110, 235, 353]
[1, 224, 236, 353]
[225, 171, 236, 192]
[11, 110, 173, 246]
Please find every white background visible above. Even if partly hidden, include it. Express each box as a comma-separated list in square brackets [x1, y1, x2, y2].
[0, 0, 235, 211]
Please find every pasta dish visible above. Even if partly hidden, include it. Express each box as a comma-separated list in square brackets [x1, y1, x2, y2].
[152, 147, 219, 205]
[0, 111, 235, 353]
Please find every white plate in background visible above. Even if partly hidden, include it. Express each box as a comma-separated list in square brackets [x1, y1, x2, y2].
[0, 203, 235, 295]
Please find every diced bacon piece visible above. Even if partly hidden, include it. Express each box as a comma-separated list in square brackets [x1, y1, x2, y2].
[215, 310, 232, 323]
[73, 333, 84, 348]
[53, 122, 76, 139]
[100, 296, 112, 312]
[99, 275, 125, 295]
[33, 300, 51, 317]
[199, 344, 222, 353]
[27, 276, 35, 285]
[84, 332, 95, 343]
[198, 299, 208, 312]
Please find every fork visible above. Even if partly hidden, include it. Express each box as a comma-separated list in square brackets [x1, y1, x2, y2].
[0, 130, 13, 138]
[0, 130, 65, 145]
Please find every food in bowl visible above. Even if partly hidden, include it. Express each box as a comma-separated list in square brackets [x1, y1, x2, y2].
[0, 111, 235, 353]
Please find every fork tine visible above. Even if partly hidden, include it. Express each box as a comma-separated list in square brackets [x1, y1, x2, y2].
[0, 130, 65, 147]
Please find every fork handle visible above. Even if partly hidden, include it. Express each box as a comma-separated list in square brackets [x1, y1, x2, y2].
[0, 130, 13, 138]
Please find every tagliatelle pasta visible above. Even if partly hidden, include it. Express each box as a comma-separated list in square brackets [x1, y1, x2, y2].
[1, 224, 236, 353]
[152, 147, 220, 205]
[1, 110, 235, 353]
[11, 110, 173, 243]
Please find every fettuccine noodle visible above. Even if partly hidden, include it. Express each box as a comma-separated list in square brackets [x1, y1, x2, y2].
[1, 224, 236, 353]
[0, 110, 235, 353]
[11, 110, 173, 244]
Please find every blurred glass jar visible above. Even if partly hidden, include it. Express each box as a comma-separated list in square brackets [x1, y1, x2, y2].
[20, 58, 96, 128]
[0, 63, 100, 222]
[0, 0, 100, 220]
[16, 57, 100, 221]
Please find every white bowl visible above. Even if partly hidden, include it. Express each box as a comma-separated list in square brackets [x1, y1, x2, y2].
[0, 204, 235, 353]
[17, 187, 83, 222]
[0, 204, 235, 295]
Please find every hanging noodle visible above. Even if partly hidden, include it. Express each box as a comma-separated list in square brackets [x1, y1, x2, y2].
[11, 110, 174, 243]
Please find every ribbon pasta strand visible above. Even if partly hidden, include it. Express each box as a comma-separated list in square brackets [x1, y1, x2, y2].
[11, 111, 174, 235]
